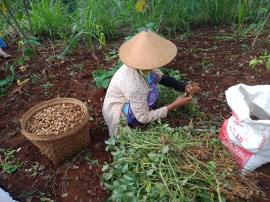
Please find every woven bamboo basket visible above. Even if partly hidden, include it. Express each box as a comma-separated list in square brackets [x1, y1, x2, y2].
[21, 98, 90, 165]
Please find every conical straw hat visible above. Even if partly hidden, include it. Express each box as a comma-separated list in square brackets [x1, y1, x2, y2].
[119, 31, 177, 70]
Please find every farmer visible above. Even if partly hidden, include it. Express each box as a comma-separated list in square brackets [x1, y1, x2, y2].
[102, 30, 194, 136]
[0, 37, 11, 58]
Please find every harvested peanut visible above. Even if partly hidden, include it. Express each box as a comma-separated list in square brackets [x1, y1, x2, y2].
[26, 103, 86, 135]
[185, 83, 200, 96]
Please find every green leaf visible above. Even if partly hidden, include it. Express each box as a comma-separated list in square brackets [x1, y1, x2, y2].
[24, 48, 34, 58]
[162, 145, 169, 153]
[102, 164, 109, 172]
[103, 172, 112, 180]
[2, 163, 18, 174]
[249, 58, 258, 69]
[266, 59, 270, 72]
[181, 178, 188, 186]
[207, 161, 216, 172]
[121, 164, 129, 173]
[147, 153, 157, 160]
[146, 23, 155, 28]
[146, 183, 152, 193]
[146, 168, 155, 176]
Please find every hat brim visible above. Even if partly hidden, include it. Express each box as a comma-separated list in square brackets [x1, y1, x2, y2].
[119, 31, 177, 70]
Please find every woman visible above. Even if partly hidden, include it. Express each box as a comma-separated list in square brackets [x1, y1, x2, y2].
[0, 38, 11, 58]
[102, 31, 193, 136]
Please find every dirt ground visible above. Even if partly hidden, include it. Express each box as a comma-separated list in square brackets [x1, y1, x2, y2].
[0, 27, 270, 202]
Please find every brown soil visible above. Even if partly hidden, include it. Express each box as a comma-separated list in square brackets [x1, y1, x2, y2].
[1, 27, 270, 202]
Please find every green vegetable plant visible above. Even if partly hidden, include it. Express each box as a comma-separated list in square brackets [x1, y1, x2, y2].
[92, 62, 122, 89]
[0, 64, 15, 97]
[249, 52, 270, 71]
[0, 148, 21, 174]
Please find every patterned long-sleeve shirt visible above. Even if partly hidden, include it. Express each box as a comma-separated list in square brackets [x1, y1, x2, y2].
[102, 64, 168, 136]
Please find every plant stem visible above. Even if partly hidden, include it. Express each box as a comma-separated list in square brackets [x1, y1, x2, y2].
[23, 0, 33, 35]
[2, 0, 28, 39]
[252, 12, 270, 49]
[0, 12, 19, 36]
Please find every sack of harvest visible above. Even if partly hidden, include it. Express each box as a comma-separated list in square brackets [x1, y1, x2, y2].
[220, 84, 270, 172]
[21, 98, 90, 165]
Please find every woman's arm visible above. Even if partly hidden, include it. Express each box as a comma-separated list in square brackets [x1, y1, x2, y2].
[167, 95, 192, 112]
[159, 75, 189, 92]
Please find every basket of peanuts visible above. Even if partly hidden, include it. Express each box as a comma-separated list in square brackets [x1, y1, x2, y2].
[21, 98, 90, 164]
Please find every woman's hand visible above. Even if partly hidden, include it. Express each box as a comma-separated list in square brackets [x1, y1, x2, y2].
[167, 95, 192, 112]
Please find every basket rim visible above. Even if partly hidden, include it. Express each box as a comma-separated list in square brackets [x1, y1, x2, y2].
[21, 97, 89, 141]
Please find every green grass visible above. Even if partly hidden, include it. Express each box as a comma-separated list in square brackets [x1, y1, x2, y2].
[2, 0, 270, 44]
[30, 0, 70, 38]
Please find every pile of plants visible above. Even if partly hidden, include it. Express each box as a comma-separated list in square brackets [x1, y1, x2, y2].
[102, 123, 262, 201]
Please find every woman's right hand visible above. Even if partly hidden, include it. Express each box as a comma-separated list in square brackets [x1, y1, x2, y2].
[167, 95, 192, 112]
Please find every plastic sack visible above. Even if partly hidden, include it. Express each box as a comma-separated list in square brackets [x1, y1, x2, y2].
[0, 188, 18, 202]
[219, 83, 270, 172]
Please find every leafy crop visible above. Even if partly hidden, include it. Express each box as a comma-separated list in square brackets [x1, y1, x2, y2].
[92, 62, 122, 89]
[102, 123, 261, 201]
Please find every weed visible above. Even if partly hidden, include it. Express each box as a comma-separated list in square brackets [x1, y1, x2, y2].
[68, 63, 84, 75]
[24, 162, 45, 177]
[249, 52, 270, 71]
[19, 189, 52, 202]
[0, 64, 15, 97]
[240, 43, 251, 53]
[30, 73, 41, 85]
[42, 81, 54, 96]
[201, 60, 214, 74]
[0, 148, 21, 174]
[84, 154, 99, 166]
[105, 50, 118, 62]
[18, 36, 40, 58]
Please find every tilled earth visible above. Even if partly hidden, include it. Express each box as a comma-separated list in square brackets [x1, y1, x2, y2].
[0, 27, 270, 202]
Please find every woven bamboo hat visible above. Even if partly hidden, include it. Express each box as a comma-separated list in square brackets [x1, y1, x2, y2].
[119, 31, 177, 70]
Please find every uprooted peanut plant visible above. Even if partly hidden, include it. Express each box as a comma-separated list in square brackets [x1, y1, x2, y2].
[102, 123, 262, 201]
